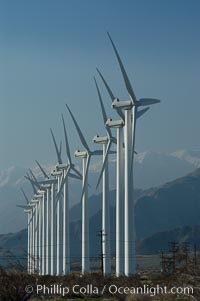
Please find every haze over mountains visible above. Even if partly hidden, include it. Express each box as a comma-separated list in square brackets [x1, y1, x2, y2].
[0, 149, 200, 234]
[0, 152, 200, 267]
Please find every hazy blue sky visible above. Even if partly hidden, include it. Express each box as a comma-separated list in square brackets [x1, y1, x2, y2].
[0, 0, 200, 168]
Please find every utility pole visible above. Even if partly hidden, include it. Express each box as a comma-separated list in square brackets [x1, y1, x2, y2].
[194, 243, 197, 269]
[97, 230, 107, 276]
[182, 242, 189, 269]
[169, 242, 179, 272]
[161, 251, 164, 273]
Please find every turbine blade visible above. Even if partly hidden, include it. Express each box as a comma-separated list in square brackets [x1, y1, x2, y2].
[136, 107, 150, 119]
[65, 104, 90, 152]
[25, 174, 40, 190]
[55, 168, 70, 202]
[96, 68, 125, 121]
[28, 214, 33, 225]
[80, 155, 91, 203]
[96, 141, 112, 189]
[71, 166, 82, 179]
[137, 98, 160, 106]
[112, 136, 117, 144]
[107, 32, 137, 103]
[35, 160, 49, 179]
[62, 114, 72, 164]
[130, 110, 137, 178]
[50, 128, 62, 164]
[29, 169, 40, 188]
[92, 150, 103, 156]
[68, 172, 82, 180]
[24, 176, 38, 194]
[16, 205, 29, 209]
[59, 140, 62, 158]
[94, 77, 108, 123]
[94, 77, 112, 138]
[96, 68, 115, 100]
[20, 187, 29, 204]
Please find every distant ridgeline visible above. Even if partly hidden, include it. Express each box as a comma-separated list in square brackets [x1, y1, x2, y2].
[1, 167, 200, 268]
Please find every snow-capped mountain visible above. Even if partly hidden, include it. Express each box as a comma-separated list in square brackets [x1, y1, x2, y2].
[0, 149, 199, 234]
[171, 149, 200, 168]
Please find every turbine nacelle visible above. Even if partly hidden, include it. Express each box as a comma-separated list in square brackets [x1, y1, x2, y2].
[55, 163, 69, 170]
[24, 209, 32, 213]
[51, 170, 62, 177]
[93, 135, 108, 144]
[74, 150, 87, 158]
[112, 98, 160, 110]
[40, 184, 51, 189]
[37, 179, 57, 185]
[33, 194, 43, 200]
[31, 198, 40, 203]
[37, 189, 46, 195]
[106, 118, 124, 128]
[112, 98, 133, 110]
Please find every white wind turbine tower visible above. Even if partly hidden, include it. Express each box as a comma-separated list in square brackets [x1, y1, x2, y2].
[23, 174, 41, 274]
[55, 114, 82, 275]
[105, 117, 124, 276]
[28, 169, 47, 275]
[35, 160, 58, 275]
[24, 188, 40, 274]
[50, 125, 81, 275]
[19, 188, 32, 272]
[95, 69, 125, 276]
[50, 128, 64, 275]
[66, 104, 102, 274]
[25, 172, 46, 275]
[24, 207, 32, 273]
[107, 32, 160, 275]
[40, 138, 62, 276]
[93, 77, 117, 276]
[16, 191, 34, 274]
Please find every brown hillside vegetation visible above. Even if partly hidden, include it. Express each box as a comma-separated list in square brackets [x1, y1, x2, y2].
[0, 263, 199, 301]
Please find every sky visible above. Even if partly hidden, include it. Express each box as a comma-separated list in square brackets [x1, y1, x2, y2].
[0, 0, 200, 169]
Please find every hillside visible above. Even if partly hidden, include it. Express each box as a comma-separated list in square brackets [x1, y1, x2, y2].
[0, 167, 200, 267]
[135, 168, 200, 237]
[0, 149, 198, 234]
[139, 225, 200, 254]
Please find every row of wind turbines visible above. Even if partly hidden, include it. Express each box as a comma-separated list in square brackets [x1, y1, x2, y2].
[17, 33, 160, 277]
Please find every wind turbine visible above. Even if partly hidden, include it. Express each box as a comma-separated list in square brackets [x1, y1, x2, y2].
[95, 68, 150, 276]
[35, 160, 58, 275]
[28, 169, 47, 275]
[54, 114, 82, 275]
[24, 188, 39, 274]
[66, 104, 102, 274]
[93, 77, 117, 276]
[50, 125, 81, 275]
[106, 118, 125, 276]
[107, 32, 160, 276]
[16, 191, 34, 274]
[23, 174, 39, 274]
[50, 128, 66, 275]
[24, 207, 32, 274]
[25, 172, 46, 275]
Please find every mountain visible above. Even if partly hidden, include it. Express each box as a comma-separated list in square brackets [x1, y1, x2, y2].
[1, 167, 200, 267]
[0, 149, 199, 234]
[135, 168, 200, 238]
[134, 150, 194, 188]
[70, 167, 200, 258]
[1, 224, 199, 268]
[139, 225, 200, 255]
[69, 188, 144, 222]
[172, 149, 200, 168]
